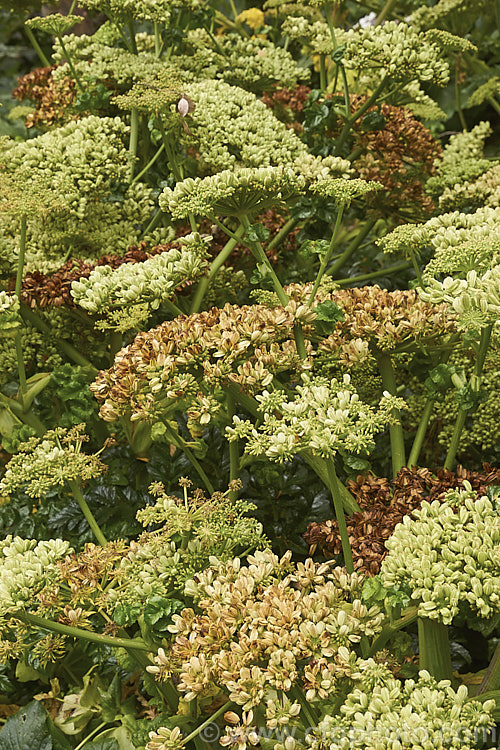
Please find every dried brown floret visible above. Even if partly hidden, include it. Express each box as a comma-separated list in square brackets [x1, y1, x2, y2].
[13, 66, 76, 129]
[305, 464, 500, 575]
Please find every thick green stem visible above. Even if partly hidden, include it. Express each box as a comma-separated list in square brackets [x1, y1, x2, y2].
[57, 36, 85, 93]
[375, 0, 398, 24]
[407, 398, 435, 469]
[325, 4, 350, 118]
[374, 349, 405, 477]
[418, 617, 453, 681]
[190, 223, 246, 313]
[74, 722, 108, 750]
[478, 640, 500, 694]
[329, 218, 377, 279]
[154, 21, 162, 57]
[455, 69, 467, 131]
[307, 204, 345, 306]
[336, 260, 410, 285]
[183, 701, 235, 746]
[131, 143, 165, 185]
[14, 215, 28, 405]
[20, 305, 97, 372]
[265, 216, 300, 254]
[163, 424, 215, 494]
[15, 611, 149, 651]
[68, 480, 108, 546]
[226, 390, 240, 493]
[319, 54, 327, 91]
[127, 15, 138, 54]
[128, 108, 139, 181]
[142, 208, 164, 237]
[408, 246, 424, 287]
[325, 459, 354, 573]
[444, 324, 492, 471]
[487, 95, 500, 117]
[23, 24, 50, 67]
[335, 77, 388, 155]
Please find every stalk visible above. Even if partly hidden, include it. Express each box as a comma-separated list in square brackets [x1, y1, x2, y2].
[265, 216, 300, 255]
[326, 219, 377, 278]
[375, 0, 398, 24]
[226, 390, 240, 493]
[154, 21, 162, 57]
[335, 260, 410, 285]
[183, 701, 235, 746]
[23, 24, 50, 67]
[126, 15, 138, 54]
[142, 208, 164, 237]
[67, 480, 108, 547]
[408, 246, 424, 287]
[239, 215, 289, 306]
[374, 349, 405, 477]
[131, 143, 165, 185]
[163, 424, 215, 495]
[319, 54, 327, 91]
[325, 459, 354, 573]
[14, 215, 28, 407]
[455, 65, 467, 132]
[325, 4, 350, 119]
[20, 305, 97, 372]
[56, 36, 85, 93]
[335, 77, 388, 155]
[444, 324, 492, 470]
[15, 611, 149, 651]
[307, 204, 345, 306]
[417, 617, 453, 681]
[478, 640, 500, 694]
[407, 398, 434, 469]
[128, 108, 139, 181]
[487, 95, 500, 117]
[368, 606, 418, 655]
[109, 331, 123, 361]
[74, 722, 108, 750]
[190, 223, 246, 313]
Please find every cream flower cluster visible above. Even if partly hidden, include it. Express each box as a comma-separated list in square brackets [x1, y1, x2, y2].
[227, 373, 406, 462]
[70, 234, 211, 330]
[311, 669, 495, 750]
[380, 487, 500, 624]
[0, 536, 71, 617]
[418, 265, 500, 330]
[147, 550, 383, 706]
[79, 0, 202, 21]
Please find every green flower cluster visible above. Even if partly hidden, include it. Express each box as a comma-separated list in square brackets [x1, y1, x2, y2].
[184, 80, 307, 173]
[2, 116, 130, 219]
[468, 77, 500, 109]
[310, 178, 383, 207]
[0, 291, 21, 338]
[107, 482, 266, 623]
[281, 16, 335, 56]
[426, 122, 495, 210]
[311, 669, 495, 750]
[178, 31, 310, 93]
[25, 13, 81, 36]
[0, 425, 106, 500]
[380, 487, 500, 625]
[71, 233, 211, 330]
[159, 167, 305, 220]
[410, 0, 493, 31]
[342, 21, 450, 85]
[0, 537, 71, 618]
[52, 35, 165, 87]
[227, 373, 406, 462]
[78, 0, 201, 22]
